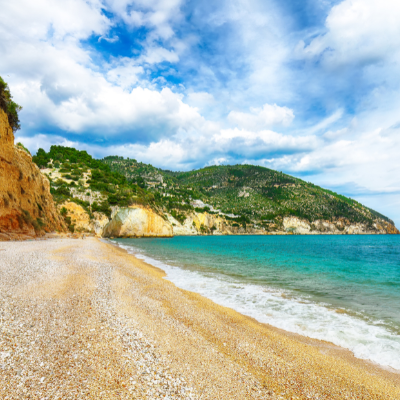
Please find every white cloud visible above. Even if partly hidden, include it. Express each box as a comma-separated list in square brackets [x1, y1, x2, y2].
[0, 0, 206, 145]
[106, 60, 144, 89]
[298, 0, 400, 67]
[215, 128, 317, 155]
[323, 127, 348, 141]
[0, 0, 108, 43]
[98, 35, 119, 43]
[105, 0, 183, 40]
[228, 103, 294, 130]
[306, 110, 344, 135]
[141, 46, 180, 64]
[186, 91, 215, 107]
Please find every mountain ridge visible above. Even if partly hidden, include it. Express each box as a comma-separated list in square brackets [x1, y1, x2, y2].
[30, 147, 398, 236]
[102, 156, 396, 231]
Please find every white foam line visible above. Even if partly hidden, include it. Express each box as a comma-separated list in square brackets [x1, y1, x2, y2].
[116, 242, 400, 371]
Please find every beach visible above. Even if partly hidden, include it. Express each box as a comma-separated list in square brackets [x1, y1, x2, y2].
[1, 238, 399, 399]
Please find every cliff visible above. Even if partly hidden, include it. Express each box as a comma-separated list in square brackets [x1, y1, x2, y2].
[282, 216, 400, 235]
[32, 145, 399, 238]
[169, 211, 265, 236]
[0, 109, 65, 240]
[103, 206, 173, 238]
[58, 201, 109, 237]
[169, 213, 400, 236]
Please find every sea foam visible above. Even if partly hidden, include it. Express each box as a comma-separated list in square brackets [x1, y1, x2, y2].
[117, 242, 400, 371]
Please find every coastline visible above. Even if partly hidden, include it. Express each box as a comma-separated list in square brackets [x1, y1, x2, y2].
[109, 239, 400, 375]
[0, 229, 398, 242]
[1, 237, 399, 399]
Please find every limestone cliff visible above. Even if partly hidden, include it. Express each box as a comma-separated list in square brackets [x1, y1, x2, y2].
[282, 216, 400, 235]
[0, 109, 65, 240]
[58, 201, 109, 237]
[170, 211, 266, 236]
[103, 206, 173, 238]
[169, 212, 399, 236]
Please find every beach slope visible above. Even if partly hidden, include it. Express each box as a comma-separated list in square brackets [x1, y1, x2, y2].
[0, 238, 399, 399]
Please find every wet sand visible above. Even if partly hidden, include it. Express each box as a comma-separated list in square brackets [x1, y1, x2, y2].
[0, 237, 399, 399]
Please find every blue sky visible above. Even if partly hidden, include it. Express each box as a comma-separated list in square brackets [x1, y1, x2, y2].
[1, 0, 400, 225]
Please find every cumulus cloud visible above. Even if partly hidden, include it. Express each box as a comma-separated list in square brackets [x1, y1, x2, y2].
[228, 103, 294, 130]
[297, 0, 400, 68]
[105, 0, 184, 43]
[0, 0, 205, 146]
[0, 0, 109, 43]
[106, 60, 144, 89]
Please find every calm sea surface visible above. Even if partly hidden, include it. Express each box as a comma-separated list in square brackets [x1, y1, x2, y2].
[112, 235, 400, 370]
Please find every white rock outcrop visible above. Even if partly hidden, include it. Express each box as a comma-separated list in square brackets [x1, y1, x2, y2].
[283, 217, 312, 234]
[167, 214, 198, 236]
[282, 216, 397, 235]
[103, 206, 173, 238]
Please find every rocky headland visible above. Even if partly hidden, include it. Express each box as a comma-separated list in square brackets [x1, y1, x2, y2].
[0, 109, 65, 240]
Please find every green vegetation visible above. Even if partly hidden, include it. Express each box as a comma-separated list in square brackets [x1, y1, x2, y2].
[103, 157, 393, 229]
[32, 147, 394, 233]
[20, 209, 46, 233]
[16, 142, 30, 155]
[33, 146, 160, 218]
[0, 76, 22, 132]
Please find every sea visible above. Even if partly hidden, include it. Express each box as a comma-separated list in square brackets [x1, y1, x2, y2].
[111, 235, 400, 371]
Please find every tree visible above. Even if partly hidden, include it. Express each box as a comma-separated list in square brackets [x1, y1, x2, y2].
[0, 76, 22, 132]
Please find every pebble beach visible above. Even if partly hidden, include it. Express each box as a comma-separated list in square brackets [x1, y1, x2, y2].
[1, 238, 400, 399]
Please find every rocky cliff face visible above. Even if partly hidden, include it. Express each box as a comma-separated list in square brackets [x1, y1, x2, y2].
[168, 212, 399, 236]
[170, 211, 266, 236]
[282, 216, 399, 235]
[58, 201, 109, 237]
[103, 206, 173, 238]
[0, 109, 65, 240]
[42, 199, 398, 239]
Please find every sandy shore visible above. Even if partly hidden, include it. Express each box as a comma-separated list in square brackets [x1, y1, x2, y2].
[0, 238, 399, 399]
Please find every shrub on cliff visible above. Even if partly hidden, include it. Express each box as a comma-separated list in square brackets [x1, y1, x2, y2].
[0, 76, 22, 132]
[16, 142, 31, 155]
[92, 200, 111, 218]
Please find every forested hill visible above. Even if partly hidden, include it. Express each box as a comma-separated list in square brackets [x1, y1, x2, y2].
[102, 156, 393, 228]
[31, 146, 397, 235]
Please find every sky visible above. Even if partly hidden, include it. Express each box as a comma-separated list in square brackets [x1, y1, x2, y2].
[1, 0, 400, 226]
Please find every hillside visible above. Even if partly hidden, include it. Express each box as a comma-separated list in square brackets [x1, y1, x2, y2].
[28, 148, 398, 236]
[102, 156, 398, 234]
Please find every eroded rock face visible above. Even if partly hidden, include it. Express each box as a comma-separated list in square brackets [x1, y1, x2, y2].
[167, 214, 198, 236]
[283, 216, 399, 235]
[282, 217, 312, 234]
[170, 211, 267, 236]
[103, 206, 173, 238]
[172, 213, 400, 236]
[0, 109, 65, 239]
[92, 212, 109, 236]
[59, 202, 109, 237]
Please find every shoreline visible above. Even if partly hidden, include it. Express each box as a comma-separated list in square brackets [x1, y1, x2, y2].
[1, 237, 400, 399]
[103, 239, 400, 396]
[0, 230, 398, 243]
[110, 236, 400, 373]
[108, 238, 400, 377]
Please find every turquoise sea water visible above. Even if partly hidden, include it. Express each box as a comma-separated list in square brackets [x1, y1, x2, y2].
[112, 235, 400, 370]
